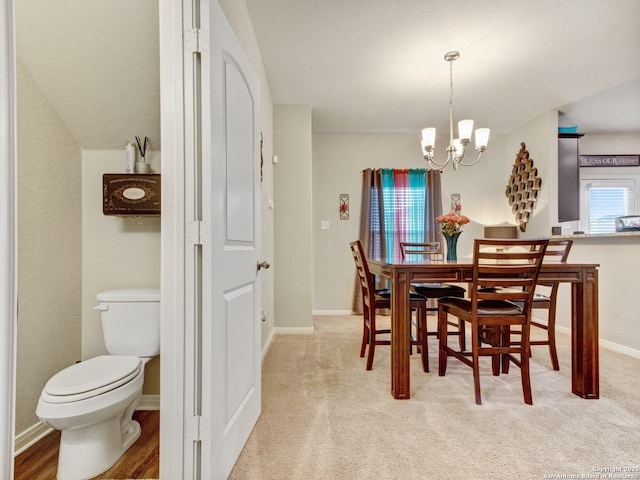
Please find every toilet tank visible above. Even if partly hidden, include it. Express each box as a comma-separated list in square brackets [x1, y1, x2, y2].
[95, 288, 160, 356]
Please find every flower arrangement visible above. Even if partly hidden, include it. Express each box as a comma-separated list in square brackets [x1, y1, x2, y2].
[436, 211, 470, 236]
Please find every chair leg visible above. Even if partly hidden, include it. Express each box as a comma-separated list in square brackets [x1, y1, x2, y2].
[360, 307, 369, 358]
[420, 307, 429, 372]
[520, 323, 533, 404]
[365, 307, 376, 370]
[491, 327, 502, 376]
[547, 308, 560, 371]
[366, 332, 375, 370]
[471, 323, 482, 405]
[501, 326, 511, 374]
[458, 319, 466, 350]
[438, 307, 448, 376]
[360, 326, 368, 358]
[521, 354, 533, 405]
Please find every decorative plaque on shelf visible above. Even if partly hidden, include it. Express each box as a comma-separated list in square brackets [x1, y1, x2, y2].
[103, 174, 161, 216]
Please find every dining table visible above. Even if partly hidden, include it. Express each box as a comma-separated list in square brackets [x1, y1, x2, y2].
[367, 255, 600, 400]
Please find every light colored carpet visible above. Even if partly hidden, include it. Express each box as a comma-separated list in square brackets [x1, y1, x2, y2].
[229, 314, 640, 480]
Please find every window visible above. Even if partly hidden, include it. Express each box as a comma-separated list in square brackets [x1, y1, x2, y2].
[364, 168, 440, 261]
[370, 169, 426, 259]
[580, 177, 638, 234]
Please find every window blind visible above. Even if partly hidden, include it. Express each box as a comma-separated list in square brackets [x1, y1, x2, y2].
[585, 180, 635, 234]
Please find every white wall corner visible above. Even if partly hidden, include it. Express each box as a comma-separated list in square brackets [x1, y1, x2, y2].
[261, 327, 276, 362]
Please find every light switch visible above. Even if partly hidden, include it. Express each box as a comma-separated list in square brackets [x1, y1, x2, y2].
[320, 220, 330, 230]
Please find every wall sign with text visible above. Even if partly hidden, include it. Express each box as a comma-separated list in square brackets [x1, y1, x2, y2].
[579, 155, 640, 167]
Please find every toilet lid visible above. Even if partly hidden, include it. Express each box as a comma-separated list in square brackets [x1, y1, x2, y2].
[42, 355, 142, 403]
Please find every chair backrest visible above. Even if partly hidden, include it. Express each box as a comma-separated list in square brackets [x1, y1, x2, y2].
[472, 238, 549, 314]
[537, 238, 573, 289]
[543, 239, 573, 262]
[400, 242, 442, 259]
[350, 240, 375, 308]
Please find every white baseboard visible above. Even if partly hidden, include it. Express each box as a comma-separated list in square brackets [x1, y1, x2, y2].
[598, 338, 640, 359]
[312, 309, 353, 316]
[273, 326, 314, 334]
[14, 421, 52, 456]
[137, 394, 160, 410]
[15, 394, 160, 456]
[556, 325, 640, 359]
[262, 328, 275, 362]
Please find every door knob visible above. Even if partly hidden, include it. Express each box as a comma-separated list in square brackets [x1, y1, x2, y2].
[257, 260, 271, 270]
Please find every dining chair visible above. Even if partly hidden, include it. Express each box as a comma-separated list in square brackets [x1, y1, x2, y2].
[512, 238, 573, 370]
[399, 242, 466, 350]
[437, 238, 548, 405]
[350, 240, 430, 372]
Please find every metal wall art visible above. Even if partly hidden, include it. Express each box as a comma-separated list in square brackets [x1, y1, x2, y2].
[505, 142, 541, 232]
[450, 193, 461, 213]
[340, 194, 349, 220]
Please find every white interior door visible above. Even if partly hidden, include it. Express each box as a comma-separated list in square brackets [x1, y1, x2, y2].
[200, 1, 261, 478]
[160, 0, 260, 477]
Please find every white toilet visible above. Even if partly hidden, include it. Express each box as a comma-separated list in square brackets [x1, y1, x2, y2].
[36, 288, 160, 480]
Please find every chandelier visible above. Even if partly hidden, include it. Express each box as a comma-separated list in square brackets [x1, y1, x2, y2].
[421, 51, 490, 170]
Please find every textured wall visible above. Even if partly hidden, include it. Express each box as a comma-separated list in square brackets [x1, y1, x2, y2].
[274, 105, 313, 329]
[311, 132, 507, 312]
[16, 61, 83, 433]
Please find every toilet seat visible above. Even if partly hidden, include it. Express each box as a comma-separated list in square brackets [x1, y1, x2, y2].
[41, 355, 142, 404]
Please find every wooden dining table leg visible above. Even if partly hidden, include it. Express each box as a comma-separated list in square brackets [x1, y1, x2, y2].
[391, 270, 411, 399]
[571, 266, 599, 399]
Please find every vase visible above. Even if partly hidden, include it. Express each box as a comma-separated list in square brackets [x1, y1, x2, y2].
[135, 158, 150, 174]
[444, 232, 460, 261]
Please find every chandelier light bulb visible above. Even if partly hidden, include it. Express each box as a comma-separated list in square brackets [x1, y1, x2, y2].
[452, 138, 464, 157]
[421, 127, 436, 149]
[458, 119, 473, 143]
[475, 128, 490, 151]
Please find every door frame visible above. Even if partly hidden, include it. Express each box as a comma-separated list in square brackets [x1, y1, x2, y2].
[158, 0, 189, 477]
[0, 0, 17, 477]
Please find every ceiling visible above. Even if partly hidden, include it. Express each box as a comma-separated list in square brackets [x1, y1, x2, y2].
[14, 0, 640, 152]
[245, 0, 640, 136]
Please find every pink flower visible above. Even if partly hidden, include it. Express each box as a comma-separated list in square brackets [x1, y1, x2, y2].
[436, 211, 470, 236]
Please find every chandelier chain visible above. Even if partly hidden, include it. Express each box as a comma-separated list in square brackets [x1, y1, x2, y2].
[449, 54, 454, 147]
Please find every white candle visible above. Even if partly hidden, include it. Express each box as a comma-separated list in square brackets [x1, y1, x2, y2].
[125, 142, 136, 173]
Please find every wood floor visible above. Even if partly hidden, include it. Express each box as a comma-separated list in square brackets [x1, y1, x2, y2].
[14, 410, 159, 480]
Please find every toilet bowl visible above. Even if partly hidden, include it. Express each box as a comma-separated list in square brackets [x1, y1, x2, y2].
[36, 288, 160, 480]
[36, 356, 149, 480]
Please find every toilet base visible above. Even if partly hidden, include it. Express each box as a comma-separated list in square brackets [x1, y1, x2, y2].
[56, 417, 141, 480]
